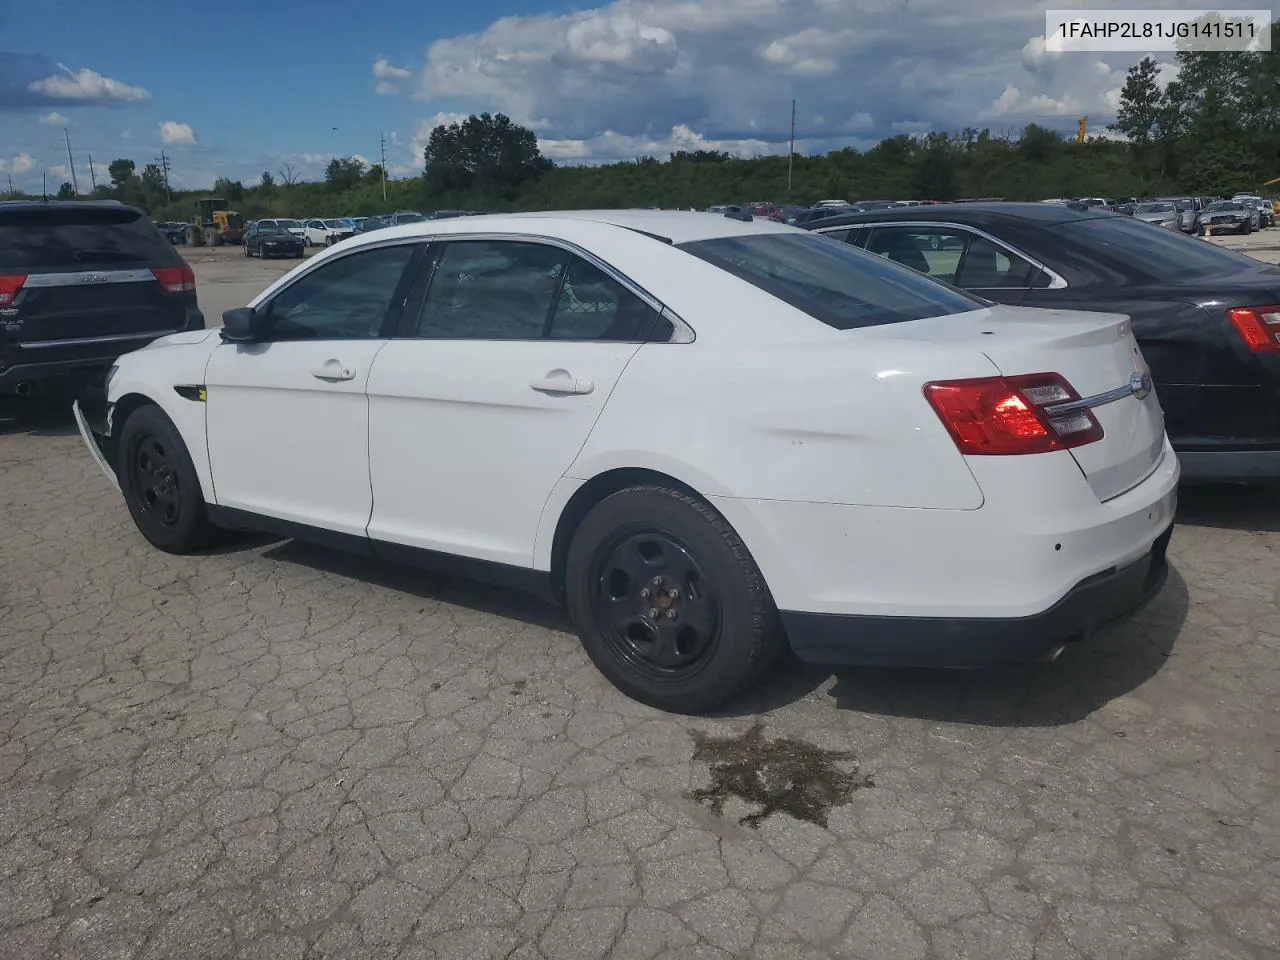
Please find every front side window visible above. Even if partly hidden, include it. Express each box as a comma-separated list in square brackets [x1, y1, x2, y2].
[866, 227, 1039, 289]
[677, 233, 982, 331]
[263, 244, 417, 340]
[415, 240, 568, 339]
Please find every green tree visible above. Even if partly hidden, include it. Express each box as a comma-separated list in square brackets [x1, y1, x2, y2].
[139, 163, 168, 208]
[259, 171, 276, 198]
[325, 157, 367, 192]
[1112, 57, 1166, 142]
[56, 182, 76, 200]
[107, 159, 136, 191]
[914, 134, 958, 200]
[423, 112, 550, 203]
[212, 177, 244, 202]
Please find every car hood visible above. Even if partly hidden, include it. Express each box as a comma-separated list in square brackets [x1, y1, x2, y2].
[1135, 212, 1176, 222]
[135, 328, 220, 351]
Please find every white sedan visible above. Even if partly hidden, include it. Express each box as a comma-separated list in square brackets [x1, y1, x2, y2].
[73, 210, 1178, 713]
[301, 218, 356, 246]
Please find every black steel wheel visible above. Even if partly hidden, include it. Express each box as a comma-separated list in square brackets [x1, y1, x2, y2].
[118, 405, 218, 554]
[565, 485, 784, 713]
[591, 528, 722, 679]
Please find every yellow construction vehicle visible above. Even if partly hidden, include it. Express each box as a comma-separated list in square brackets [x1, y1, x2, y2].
[186, 198, 245, 247]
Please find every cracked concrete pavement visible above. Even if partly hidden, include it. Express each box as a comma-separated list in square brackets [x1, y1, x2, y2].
[1, 246, 1279, 959]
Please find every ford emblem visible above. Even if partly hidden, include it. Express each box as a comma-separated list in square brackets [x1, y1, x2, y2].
[1129, 371, 1152, 399]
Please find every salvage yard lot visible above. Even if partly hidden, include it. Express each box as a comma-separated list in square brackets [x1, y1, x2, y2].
[1, 237, 1279, 959]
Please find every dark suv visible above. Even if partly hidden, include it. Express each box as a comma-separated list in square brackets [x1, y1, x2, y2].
[0, 200, 202, 399]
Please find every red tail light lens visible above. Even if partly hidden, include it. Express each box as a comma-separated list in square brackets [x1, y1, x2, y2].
[151, 265, 196, 294]
[0, 274, 26, 306]
[1226, 305, 1280, 353]
[924, 373, 1104, 455]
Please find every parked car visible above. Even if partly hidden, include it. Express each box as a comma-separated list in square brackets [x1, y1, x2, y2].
[0, 200, 201, 400]
[254, 218, 307, 241]
[301, 218, 356, 247]
[744, 202, 784, 221]
[242, 221, 305, 259]
[1131, 201, 1181, 230]
[154, 221, 187, 244]
[73, 210, 1176, 712]
[355, 211, 425, 234]
[1197, 200, 1258, 235]
[1233, 195, 1276, 228]
[806, 202, 1280, 482]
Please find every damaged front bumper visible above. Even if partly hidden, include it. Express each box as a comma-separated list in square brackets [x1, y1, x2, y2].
[72, 396, 120, 493]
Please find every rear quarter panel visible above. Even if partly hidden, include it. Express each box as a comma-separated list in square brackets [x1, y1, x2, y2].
[566, 335, 998, 509]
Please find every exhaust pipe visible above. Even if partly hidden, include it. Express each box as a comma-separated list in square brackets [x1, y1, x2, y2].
[14, 381, 37, 396]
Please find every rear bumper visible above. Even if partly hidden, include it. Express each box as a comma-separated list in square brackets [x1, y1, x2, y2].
[782, 524, 1172, 667]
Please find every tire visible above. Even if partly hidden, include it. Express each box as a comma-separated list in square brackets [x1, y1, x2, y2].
[1242, 221, 1253, 235]
[243, 243, 251, 257]
[564, 485, 784, 713]
[117, 405, 218, 554]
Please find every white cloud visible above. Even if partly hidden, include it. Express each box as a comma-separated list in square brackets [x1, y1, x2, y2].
[375, 81, 399, 95]
[0, 153, 36, 174]
[29, 67, 149, 103]
[38, 111, 68, 126]
[388, 0, 1180, 151]
[121, 130, 132, 139]
[372, 58, 412, 79]
[158, 121, 196, 146]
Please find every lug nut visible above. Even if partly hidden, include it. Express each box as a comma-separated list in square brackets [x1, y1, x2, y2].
[665, 609, 677, 620]
[640, 588, 651, 599]
[648, 608, 659, 619]
[651, 577, 663, 587]
[667, 587, 679, 600]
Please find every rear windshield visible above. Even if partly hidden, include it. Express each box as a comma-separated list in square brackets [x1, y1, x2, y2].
[1056, 215, 1260, 280]
[676, 233, 982, 330]
[0, 206, 181, 270]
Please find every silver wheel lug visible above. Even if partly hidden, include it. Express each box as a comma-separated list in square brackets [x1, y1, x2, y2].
[667, 587, 679, 600]
[648, 608, 659, 619]
[640, 588, 651, 599]
[651, 577, 663, 587]
[665, 609, 677, 620]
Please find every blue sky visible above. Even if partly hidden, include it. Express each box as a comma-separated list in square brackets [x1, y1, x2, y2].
[2, 0, 1187, 191]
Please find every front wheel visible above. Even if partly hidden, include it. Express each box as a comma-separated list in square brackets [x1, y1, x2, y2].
[565, 485, 784, 713]
[1242, 221, 1253, 235]
[117, 405, 218, 554]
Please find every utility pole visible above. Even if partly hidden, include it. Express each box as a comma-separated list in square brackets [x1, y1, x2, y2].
[64, 127, 79, 195]
[787, 99, 796, 196]
[379, 133, 388, 202]
[1077, 116, 1088, 143]
[6, 173, 13, 197]
[87, 154, 98, 192]
[157, 150, 172, 203]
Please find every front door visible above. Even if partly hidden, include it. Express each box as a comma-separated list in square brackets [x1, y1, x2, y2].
[366, 239, 662, 567]
[204, 242, 420, 536]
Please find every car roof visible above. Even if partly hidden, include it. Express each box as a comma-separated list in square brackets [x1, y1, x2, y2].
[803, 201, 1117, 229]
[0, 198, 133, 214]
[346, 209, 798, 246]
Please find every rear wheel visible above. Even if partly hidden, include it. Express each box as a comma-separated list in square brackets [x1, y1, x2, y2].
[565, 485, 784, 714]
[117, 405, 218, 554]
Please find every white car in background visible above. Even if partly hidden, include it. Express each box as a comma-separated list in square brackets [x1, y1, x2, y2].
[301, 218, 357, 246]
[73, 211, 1177, 713]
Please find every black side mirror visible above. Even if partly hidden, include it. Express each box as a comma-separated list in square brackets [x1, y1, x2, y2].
[221, 306, 264, 343]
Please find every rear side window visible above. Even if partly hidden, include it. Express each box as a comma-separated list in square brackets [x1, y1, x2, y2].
[1055, 216, 1262, 281]
[0, 206, 181, 270]
[677, 233, 983, 330]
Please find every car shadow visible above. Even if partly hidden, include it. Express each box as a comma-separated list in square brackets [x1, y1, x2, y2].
[719, 565, 1190, 727]
[1175, 483, 1280, 532]
[0, 396, 79, 437]
[258, 539, 572, 634]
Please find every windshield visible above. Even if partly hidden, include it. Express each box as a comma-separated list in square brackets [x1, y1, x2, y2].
[395, 213, 425, 223]
[1205, 202, 1242, 212]
[1135, 203, 1175, 214]
[323, 219, 346, 228]
[676, 233, 983, 331]
[1055, 215, 1263, 280]
[276, 219, 301, 228]
[259, 224, 290, 234]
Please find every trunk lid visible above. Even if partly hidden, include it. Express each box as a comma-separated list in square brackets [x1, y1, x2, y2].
[889, 305, 1166, 501]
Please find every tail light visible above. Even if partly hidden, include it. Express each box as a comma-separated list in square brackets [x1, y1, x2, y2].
[1226, 305, 1280, 353]
[924, 373, 1104, 455]
[0, 274, 26, 306]
[151, 265, 196, 294]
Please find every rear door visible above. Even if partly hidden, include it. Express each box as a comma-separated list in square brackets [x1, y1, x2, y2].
[365, 238, 660, 567]
[0, 205, 199, 366]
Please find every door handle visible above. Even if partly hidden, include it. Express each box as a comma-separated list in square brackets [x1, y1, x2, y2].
[311, 360, 356, 382]
[530, 372, 594, 395]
